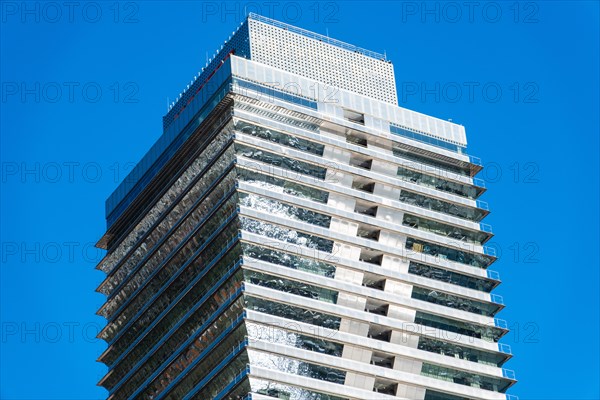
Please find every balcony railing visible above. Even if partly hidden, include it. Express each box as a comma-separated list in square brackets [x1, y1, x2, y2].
[484, 246, 497, 257]
[487, 269, 501, 281]
[502, 369, 517, 380]
[476, 199, 490, 211]
[480, 223, 493, 233]
[498, 343, 512, 354]
[473, 177, 486, 188]
[390, 123, 466, 154]
[469, 155, 483, 166]
[491, 293, 505, 305]
[495, 318, 508, 329]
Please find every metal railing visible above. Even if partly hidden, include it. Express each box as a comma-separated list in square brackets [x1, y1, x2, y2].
[473, 177, 486, 188]
[491, 293, 505, 305]
[487, 269, 501, 281]
[480, 223, 493, 234]
[498, 342, 512, 354]
[484, 246, 497, 257]
[476, 199, 490, 211]
[469, 155, 483, 166]
[495, 318, 508, 329]
[503, 369, 517, 380]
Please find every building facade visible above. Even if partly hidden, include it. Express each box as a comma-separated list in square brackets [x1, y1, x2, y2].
[95, 14, 516, 400]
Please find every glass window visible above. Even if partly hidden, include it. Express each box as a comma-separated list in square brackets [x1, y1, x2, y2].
[408, 262, 496, 292]
[235, 120, 324, 156]
[249, 377, 348, 400]
[390, 124, 465, 154]
[399, 190, 486, 222]
[241, 243, 336, 278]
[397, 166, 481, 200]
[248, 350, 346, 385]
[406, 237, 493, 269]
[415, 311, 505, 342]
[237, 168, 329, 204]
[239, 192, 331, 228]
[403, 214, 489, 245]
[392, 144, 473, 176]
[418, 336, 507, 367]
[240, 217, 334, 253]
[235, 143, 327, 180]
[421, 362, 512, 392]
[245, 296, 341, 330]
[411, 286, 501, 317]
[245, 269, 338, 304]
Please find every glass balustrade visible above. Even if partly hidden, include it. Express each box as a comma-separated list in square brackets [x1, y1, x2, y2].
[399, 190, 487, 222]
[418, 336, 508, 367]
[403, 214, 489, 245]
[408, 262, 496, 292]
[421, 363, 512, 392]
[234, 120, 324, 156]
[415, 311, 505, 342]
[406, 238, 494, 268]
[397, 166, 482, 199]
[412, 286, 501, 317]
[241, 243, 336, 279]
[237, 168, 329, 204]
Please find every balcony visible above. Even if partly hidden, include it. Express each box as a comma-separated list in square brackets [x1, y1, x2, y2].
[357, 224, 381, 242]
[360, 248, 384, 266]
[406, 237, 495, 269]
[403, 214, 492, 245]
[421, 362, 515, 392]
[368, 324, 392, 342]
[415, 311, 507, 342]
[411, 286, 503, 317]
[346, 133, 368, 147]
[343, 109, 365, 125]
[371, 352, 395, 369]
[408, 261, 499, 293]
[349, 154, 373, 170]
[373, 378, 398, 395]
[352, 177, 375, 194]
[354, 200, 378, 217]
[397, 166, 485, 200]
[365, 298, 390, 316]
[399, 190, 488, 222]
[362, 272, 386, 291]
[498, 343, 512, 355]
[418, 336, 511, 367]
[393, 144, 476, 177]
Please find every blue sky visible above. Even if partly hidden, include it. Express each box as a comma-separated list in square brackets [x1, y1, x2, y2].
[1, 1, 598, 399]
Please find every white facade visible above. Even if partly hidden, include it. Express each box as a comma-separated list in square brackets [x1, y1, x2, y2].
[248, 14, 398, 104]
[228, 14, 515, 400]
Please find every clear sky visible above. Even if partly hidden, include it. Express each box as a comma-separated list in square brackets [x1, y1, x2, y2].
[1, 1, 598, 399]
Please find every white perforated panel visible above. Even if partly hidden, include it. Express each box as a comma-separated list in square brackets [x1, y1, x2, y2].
[248, 19, 398, 104]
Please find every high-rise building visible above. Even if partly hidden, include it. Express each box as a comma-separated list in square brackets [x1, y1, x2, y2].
[95, 13, 516, 400]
